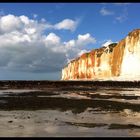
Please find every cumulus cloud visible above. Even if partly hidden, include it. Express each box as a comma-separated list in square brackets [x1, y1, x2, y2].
[77, 33, 96, 47]
[100, 7, 114, 16]
[0, 14, 96, 73]
[0, 14, 78, 34]
[46, 18, 79, 31]
[65, 33, 96, 48]
[54, 19, 79, 31]
[0, 15, 23, 33]
[44, 33, 61, 45]
[63, 33, 96, 63]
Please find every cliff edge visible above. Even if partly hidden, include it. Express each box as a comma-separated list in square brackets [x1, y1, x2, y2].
[62, 29, 140, 81]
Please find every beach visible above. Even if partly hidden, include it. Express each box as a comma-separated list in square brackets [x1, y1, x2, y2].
[0, 81, 140, 137]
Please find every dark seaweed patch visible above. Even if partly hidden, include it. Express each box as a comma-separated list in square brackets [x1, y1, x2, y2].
[108, 124, 140, 129]
[0, 95, 140, 113]
[65, 121, 107, 128]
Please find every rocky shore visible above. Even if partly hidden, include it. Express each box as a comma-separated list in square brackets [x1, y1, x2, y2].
[0, 81, 140, 136]
[1, 80, 140, 90]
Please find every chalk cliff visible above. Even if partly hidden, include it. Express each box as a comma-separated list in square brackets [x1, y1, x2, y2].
[61, 29, 140, 81]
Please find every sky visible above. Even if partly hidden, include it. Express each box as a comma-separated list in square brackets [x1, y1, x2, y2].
[0, 3, 139, 80]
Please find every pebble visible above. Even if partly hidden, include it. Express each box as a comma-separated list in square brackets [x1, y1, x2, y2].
[8, 120, 13, 123]
[19, 125, 24, 128]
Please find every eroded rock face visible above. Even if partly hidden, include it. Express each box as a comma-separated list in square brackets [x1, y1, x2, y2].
[62, 29, 140, 81]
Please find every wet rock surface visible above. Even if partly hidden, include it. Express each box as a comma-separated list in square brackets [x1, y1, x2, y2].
[0, 81, 140, 136]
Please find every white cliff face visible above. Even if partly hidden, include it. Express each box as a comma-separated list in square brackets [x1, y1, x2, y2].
[120, 30, 140, 80]
[61, 29, 140, 81]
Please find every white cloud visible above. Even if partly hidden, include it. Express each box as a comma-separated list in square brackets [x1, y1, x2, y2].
[42, 18, 79, 32]
[63, 33, 96, 63]
[65, 33, 96, 48]
[100, 7, 114, 16]
[45, 33, 60, 45]
[0, 14, 79, 33]
[0, 14, 23, 33]
[115, 14, 127, 23]
[20, 15, 30, 25]
[77, 33, 96, 47]
[54, 19, 79, 31]
[115, 8, 128, 23]
[0, 14, 96, 73]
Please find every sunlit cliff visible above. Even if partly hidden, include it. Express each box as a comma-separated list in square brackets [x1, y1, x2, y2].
[61, 29, 140, 81]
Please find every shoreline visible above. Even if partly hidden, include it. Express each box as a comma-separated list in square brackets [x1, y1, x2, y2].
[0, 80, 140, 89]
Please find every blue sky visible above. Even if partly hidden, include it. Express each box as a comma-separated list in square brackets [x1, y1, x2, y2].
[0, 3, 139, 80]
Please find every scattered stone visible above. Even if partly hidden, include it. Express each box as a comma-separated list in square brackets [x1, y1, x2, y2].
[65, 112, 68, 115]
[35, 121, 41, 123]
[44, 120, 48, 123]
[123, 109, 132, 115]
[8, 120, 13, 123]
[19, 125, 24, 128]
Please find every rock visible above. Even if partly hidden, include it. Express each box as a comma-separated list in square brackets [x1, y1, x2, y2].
[123, 109, 132, 115]
[19, 125, 24, 128]
[61, 29, 140, 81]
[65, 113, 68, 115]
[8, 120, 13, 123]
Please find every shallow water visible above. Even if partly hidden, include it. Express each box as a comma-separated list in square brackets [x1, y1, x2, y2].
[0, 87, 140, 137]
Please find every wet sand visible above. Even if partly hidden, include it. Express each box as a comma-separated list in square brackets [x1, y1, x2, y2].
[0, 81, 140, 137]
